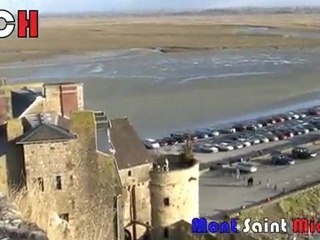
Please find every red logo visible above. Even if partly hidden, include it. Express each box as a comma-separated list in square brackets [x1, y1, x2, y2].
[0, 9, 39, 39]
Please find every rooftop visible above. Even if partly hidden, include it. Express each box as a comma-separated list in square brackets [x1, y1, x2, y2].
[11, 89, 43, 118]
[17, 123, 76, 144]
[109, 118, 153, 170]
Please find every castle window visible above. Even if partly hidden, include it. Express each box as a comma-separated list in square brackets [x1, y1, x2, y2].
[70, 175, 74, 186]
[128, 170, 132, 177]
[164, 198, 170, 206]
[55, 176, 62, 190]
[59, 213, 69, 222]
[35, 177, 44, 192]
[164, 227, 169, 238]
[50, 147, 55, 150]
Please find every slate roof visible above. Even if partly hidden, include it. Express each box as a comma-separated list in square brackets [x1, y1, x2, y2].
[17, 123, 75, 144]
[23, 112, 70, 132]
[109, 118, 153, 170]
[11, 89, 42, 118]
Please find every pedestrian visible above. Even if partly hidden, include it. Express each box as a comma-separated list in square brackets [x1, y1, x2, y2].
[247, 177, 254, 187]
[266, 178, 271, 188]
[236, 168, 240, 180]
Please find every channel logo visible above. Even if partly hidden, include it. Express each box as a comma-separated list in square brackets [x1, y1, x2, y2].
[192, 217, 320, 236]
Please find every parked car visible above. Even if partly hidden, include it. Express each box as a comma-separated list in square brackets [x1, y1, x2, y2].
[205, 127, 220, 136]
[227, 140, 244, 150]
[288, 111, 300, 119]
[234, 162, 258, 173]
[197, 143, 219, 153]
[254, 133, 270, 143]
[215, 142, 234, 151]
[158, 137, 178, 146]
[143, 138, 160, 149]
[236, 137, 252, 147]
[270, 130, 287, 140]
[274, 115, 286, 123]
[292, 147, 317, 159]
[192, 129, 210, 139]
[170, 132, 188, 143]
[243, 135, 261, 145]
[271, 155, 295, 165]
[219, 126, 236, 134]
[308, 107, 320, 116]
[232, 123, 248, 132]
[257, 118, 271, 127]
[302, 123, 318, 132]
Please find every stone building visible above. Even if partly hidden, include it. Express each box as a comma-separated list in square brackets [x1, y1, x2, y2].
[1, 110, 124, 240]
[0, 80, 204, 240]
[109, 118, 153, 240]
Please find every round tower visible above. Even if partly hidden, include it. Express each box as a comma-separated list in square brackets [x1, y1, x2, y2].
[150, 155, 199, 240]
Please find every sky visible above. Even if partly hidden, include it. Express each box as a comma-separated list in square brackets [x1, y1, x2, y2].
[2, 0, 320, 13]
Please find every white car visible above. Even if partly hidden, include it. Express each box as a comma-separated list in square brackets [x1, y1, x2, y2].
[143, 138, 160, 149]
[255, 134, 269, 143]
[201, 144, 219, 153]
[215, 142, 234, 151]
[237, 138, 251, 147]
[288, 112, 300, 119]
[235, 162, 258, 173]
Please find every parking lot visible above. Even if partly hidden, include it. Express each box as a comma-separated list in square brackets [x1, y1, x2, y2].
[199, 147, 320, 219]
[145, 105, 320, 221]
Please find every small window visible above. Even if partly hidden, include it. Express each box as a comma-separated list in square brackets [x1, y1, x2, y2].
[56, 176, 62, 190]
[50, 147, 55, 150]
[70, 175, 74, 186]
[164, 198, 170, 206]
[59, 213, 69, 222]
[164, 227, 169, 238]
[35, 177, 44, 192]
[128, 171, 132, 177]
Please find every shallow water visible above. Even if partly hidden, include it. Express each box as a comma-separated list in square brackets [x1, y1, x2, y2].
[1, 48, 320, 137]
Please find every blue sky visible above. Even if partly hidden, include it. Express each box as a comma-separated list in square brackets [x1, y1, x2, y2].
[2, 0, 320, 13]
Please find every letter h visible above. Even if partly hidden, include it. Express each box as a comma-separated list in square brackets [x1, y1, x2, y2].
[17, 10, 39, 38]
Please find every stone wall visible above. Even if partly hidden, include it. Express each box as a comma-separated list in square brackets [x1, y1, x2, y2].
[120, 164, 152, 240]
[150, 158, 199, 240]
[19, 111, 123, 240]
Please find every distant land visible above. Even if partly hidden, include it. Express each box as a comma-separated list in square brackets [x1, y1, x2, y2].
[39, 7, 320, 18]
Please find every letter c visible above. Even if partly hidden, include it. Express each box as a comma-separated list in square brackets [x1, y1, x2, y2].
[0, 9, 15, 38]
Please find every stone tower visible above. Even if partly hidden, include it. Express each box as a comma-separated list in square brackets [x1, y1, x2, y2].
[150, 155, 199, 240]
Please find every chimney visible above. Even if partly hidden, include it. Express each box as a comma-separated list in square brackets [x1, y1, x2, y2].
[43, 82, 84, 118]
[0, 89, 10, 126]
[6, 119, 24, 141]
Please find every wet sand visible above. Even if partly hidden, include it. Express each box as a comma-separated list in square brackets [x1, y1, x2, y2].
[0, 14, 319, 137]
[1, 47, 320, 137]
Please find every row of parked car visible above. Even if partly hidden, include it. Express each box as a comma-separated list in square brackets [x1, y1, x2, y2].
[143, 105, 320, 151]
[223, 147, 318, 174]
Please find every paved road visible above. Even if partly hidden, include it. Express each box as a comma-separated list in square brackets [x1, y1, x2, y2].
[199, 153, 320, 219]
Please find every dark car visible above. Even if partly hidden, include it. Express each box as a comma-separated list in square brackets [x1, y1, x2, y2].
[232, 123, 248, 132]
[170, 132, 188, 143]
[271, 155, 295, 165]
[219, 126, 236, 134]
[158, 137, 177, 146]
[270, 130, 287, 140]
[308, 107, 320, 116]
[193, 129, 212, 139]
[292, 147, 317, 159]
